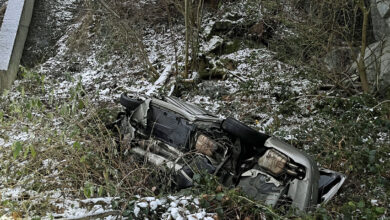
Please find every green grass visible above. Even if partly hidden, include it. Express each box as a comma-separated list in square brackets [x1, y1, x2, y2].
[0, 69, 157, 217]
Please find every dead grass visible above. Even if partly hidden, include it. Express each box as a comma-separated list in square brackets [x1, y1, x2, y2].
[0, 69, 172, 217]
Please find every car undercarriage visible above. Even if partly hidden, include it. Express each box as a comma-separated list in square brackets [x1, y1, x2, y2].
[115, 93, 346, 211]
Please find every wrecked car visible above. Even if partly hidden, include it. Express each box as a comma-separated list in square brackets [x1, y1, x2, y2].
[116, 93, 346, 211]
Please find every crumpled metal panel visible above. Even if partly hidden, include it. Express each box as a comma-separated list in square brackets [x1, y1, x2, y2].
[131, 99, 151, 128]
[264, 137, 319, 211]
[238, 169, 285, 207]
[153, 97, 221, 123]
[146, 105, 195, 151]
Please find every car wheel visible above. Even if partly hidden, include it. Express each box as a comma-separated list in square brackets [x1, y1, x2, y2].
[120, 93, 143, 112]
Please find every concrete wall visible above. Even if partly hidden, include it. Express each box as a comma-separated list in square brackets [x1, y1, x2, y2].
[0, 0, 34, 92]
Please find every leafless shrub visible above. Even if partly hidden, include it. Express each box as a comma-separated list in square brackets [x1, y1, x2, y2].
[265, 0, 372, 93]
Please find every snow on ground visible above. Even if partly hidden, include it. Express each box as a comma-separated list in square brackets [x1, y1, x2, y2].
[185, 47, 318, 138]
[0, 191, 117, 220]
[1, 0, 217, 218]
[131, 195, 215, 220]
[36, 19, 186, 105]
[202, 36, 224, 52]
[4, 0, 383, 218]
[53, 0, 78, 25]
[48, 197, 117, 219]
[146, 63, 174, 96]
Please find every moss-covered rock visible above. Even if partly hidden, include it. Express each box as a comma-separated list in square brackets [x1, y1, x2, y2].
[223, 40, 241, 54]
[202, 35, 224, 54]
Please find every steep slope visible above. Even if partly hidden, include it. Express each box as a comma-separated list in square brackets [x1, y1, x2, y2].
[0, 0, 389, 218]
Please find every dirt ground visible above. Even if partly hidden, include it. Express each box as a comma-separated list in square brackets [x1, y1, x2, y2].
[21, 0, 82, 67]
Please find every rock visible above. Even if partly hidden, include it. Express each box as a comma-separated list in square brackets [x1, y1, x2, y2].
[324, 47, 359, 73]
[196, 54, 212, 77]
[202, 35, 224, 54]
[249, 21, 264, 40]
[213, 20, 235, 31]
[209, 68, 227, 79]
[370, 0, 390, 40]
[203, 19, 215, 38]
[220, 57, 237, 70]
[197, 80, 229, 98]
[376, 0, 390, 18]
[196, 55, 233, 79]
[223, 40, 241, 54]
[359, 38, 390, 94]
[212, 12, 243, 33]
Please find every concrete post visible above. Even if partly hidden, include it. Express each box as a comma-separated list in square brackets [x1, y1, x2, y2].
[0, 0, 35, 92]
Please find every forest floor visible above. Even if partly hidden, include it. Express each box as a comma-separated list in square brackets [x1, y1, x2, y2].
[0, 0, 389, 219]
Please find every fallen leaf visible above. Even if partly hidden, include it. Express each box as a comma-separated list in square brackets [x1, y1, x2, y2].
[12, 212, 22, 220]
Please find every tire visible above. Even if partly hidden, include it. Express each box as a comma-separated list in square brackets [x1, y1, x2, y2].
[120, 93, 144, 112]
[221, 117, 269, 149]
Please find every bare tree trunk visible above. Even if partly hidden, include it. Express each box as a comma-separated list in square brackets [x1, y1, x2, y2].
[357, 0, 370, 93]
[165, 1, 179, 75]
[191, 0, 204, 70]
[98, 0, 159, 79]
[184, 0, 189, 78]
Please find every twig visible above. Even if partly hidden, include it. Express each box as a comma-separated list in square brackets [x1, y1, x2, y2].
[372, 100, 390, 110]
[98, 0, 120, 18]
[236, 195, 281, 219]
[340, 72, 359, 91]
[229, 71, 245, 82]
[290, 94, 349, 101]
[97, 0, 159, 79]
[323, 71, 354, 95]
[116, 168, 150, 189]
